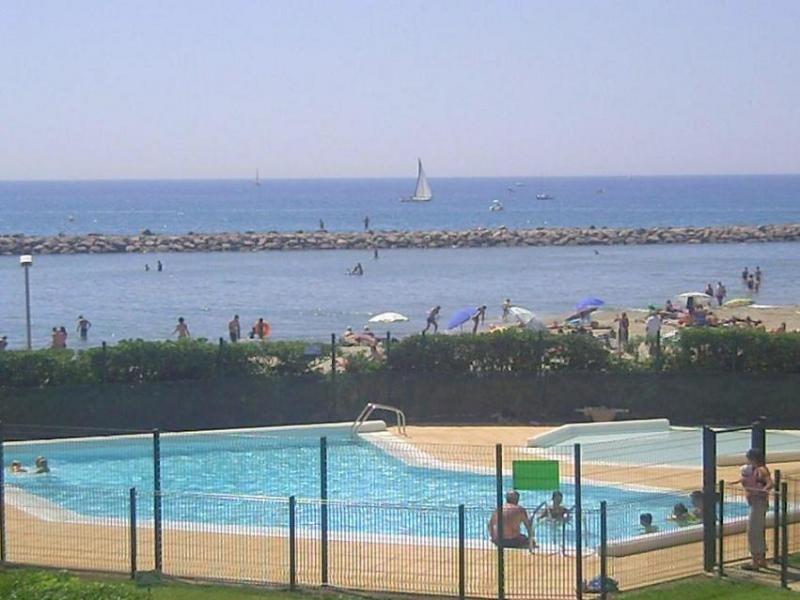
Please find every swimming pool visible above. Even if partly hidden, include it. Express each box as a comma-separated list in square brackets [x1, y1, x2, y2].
[5, 424, 744, 546]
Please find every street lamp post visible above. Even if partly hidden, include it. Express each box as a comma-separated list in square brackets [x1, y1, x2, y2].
[20, 254, 33, 350]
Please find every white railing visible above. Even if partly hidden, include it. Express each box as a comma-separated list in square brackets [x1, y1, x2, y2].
[351, 403, 407, 437]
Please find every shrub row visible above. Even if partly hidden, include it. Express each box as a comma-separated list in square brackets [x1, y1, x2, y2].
[1, 328, 799, 389]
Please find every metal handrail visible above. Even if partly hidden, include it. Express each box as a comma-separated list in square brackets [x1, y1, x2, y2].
[351, 402, 407, 436]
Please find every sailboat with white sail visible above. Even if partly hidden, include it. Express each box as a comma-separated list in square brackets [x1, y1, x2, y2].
[402, 158, 432, 202]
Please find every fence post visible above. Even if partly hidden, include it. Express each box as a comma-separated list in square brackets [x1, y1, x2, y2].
[289, 496, 296, 591]
[702, 426, 716, 572]
[717, 480, 724, 577]
[781, 482, 788, 588]
[153, 429, 162, 573]
[773, 469, 782, 564]
[600, 501, 608, 600]
[101, 341, 108, 382]
[129, 487, 137, 580]
[320, 436, 328, 586]
[574, 444, 583, 600]
[217, 337, 224, 376]
[0, 422, 5, 564]
[458, 504, 465, 600]
[330, 334, 337, 376]
[751, 419, 766, 460]
[495, 444, 504, 600]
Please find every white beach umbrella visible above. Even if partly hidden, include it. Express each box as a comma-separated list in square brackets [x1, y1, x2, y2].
[508, 306, 546, 332]
[368, 312, 409, 324]
[676, 292, 712, 301]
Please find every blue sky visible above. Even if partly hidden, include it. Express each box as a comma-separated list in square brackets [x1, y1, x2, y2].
[1, 1, 799, 179]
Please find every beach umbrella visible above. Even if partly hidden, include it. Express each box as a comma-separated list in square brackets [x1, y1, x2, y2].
[447, 307, 476, 330]
[676, 292, 712, 301]
[575, 297, 605, 312]
[368, 312, 409, 324]
[508, 306, 546, 331]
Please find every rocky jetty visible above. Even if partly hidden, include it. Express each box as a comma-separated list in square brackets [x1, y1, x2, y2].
[1, 224, 799, 255]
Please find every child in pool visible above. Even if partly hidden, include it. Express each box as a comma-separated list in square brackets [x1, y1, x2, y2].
[9, 460, 26, 474]
[640, 513, 659, 534]
[539, 491, 570, 522]
[668, 502, 697, 525]
[34, 456, 50, 474]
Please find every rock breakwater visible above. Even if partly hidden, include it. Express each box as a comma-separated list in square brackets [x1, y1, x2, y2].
[2, 224, 799, 255]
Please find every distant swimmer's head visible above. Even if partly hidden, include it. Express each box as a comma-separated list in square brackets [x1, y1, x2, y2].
[234, 314, 239, 320]
[689, 490, 703, 506]
[178, 317, 184, 324]
[363, 326, 371, 332]
[746, 448, 765, 466]
[35, 456, 50, 473]
[346, 327, 353, 333]
[78, 315, 83, 320]
[552, 491, 563, 504]
[640, 513, 653, 526]
[506, 490, 520, 505]
[673, 503, 688, 517]
[10, 460, 25, 473]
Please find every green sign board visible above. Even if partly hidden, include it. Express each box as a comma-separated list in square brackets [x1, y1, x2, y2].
[512, 460, 560, 491]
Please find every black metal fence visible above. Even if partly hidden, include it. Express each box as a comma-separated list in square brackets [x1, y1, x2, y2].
[1, 422, 799, 597]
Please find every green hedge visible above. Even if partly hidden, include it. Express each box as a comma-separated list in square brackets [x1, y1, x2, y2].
[2, 329, 800, 390]
[0, 569, 143, 600]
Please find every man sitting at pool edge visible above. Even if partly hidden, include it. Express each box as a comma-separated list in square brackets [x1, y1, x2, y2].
[488, 490, 536, 551]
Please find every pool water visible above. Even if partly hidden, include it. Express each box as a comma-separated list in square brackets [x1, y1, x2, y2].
[5, 429, 745, 545]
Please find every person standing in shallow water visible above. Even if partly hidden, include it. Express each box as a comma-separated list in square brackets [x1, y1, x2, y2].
[472, 305, 487, 334]
[76, 315, 92, 341]
[173, 317, 190, 339]
[157, 260, 163, 272]
[364, 216, 370, 231]
[228, 315, 241, 342]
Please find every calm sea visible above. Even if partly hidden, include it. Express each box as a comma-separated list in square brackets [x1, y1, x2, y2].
[1, 175, 799, 235]
[0, 243, 797, 350]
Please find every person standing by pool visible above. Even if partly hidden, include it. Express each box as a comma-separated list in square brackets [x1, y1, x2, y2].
[173, 317, 190, 339]
[76, 315, 92, 341]
[737, 448, 773, 571]
[715, 281, 726, 307]
[423, 306, 441, 334]
[228, 315, 241, 342]
[488, 490, 536, 551]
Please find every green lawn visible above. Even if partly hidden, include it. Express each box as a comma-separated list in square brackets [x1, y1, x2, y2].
[0, 569, 795, 599]
[621, 578, 794, 599]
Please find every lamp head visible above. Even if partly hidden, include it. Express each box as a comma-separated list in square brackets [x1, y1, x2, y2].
[20, 255, 33, 267]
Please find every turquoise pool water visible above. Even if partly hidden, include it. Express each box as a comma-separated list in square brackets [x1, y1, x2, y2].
[5, 429, 745, 545]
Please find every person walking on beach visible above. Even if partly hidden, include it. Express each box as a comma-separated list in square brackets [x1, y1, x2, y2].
[228, 315, 241, 342]
[173, 317, 190, 339]
[253, 318, 269, 340]
[502, 299, 512, 322]
[423, 306, 441, 334]
[76, 315, 92, 341]
[488, 490, 536, 551]
[373, 246, 379, 260]
[472, 305, 487, 334]
[645, 311, 661, 354]
[615, 313, 630, 350]
[364, 216, 370, 231]
[157, 260, 163, 272]
[704, 283, 714, 298]
[715, 282, 726, 307]
[736, 448, 773, 570]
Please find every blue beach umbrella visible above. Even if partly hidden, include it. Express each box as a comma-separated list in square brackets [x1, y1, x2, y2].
[575, 297, 605, 312]
[447, 307, 476, 330]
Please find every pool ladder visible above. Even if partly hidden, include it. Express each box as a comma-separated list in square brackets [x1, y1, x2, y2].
[351, 403, 407, 437]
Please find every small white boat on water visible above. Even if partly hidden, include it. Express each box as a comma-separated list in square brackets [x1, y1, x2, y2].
[536, 193, 554, 200]
[489, 199, 504, 212]
[255, 170, 261, 186]
[402, 158, 433, 202]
